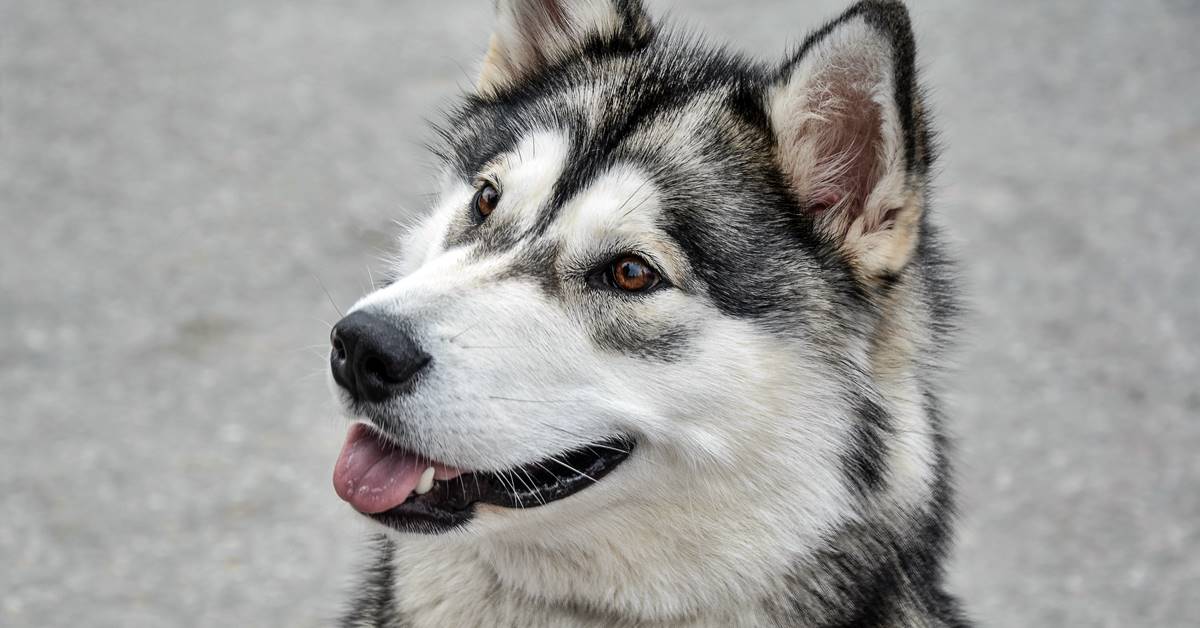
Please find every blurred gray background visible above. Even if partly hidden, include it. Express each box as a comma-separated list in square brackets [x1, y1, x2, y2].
[2, 1, 1197, 626]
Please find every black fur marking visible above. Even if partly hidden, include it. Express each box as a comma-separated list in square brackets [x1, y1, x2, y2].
[916, 220, 962, 342]
[446, 201, 529, 253]
[340, 535, 408, 628]
[591, 317, 693, 363]
[612, 0, 653, 42]
[537, 81, 701, 233]
[777, 392, 970, 627]
[726, 82, 773, 134]
[841, 397, 891, 495]
[494, 238, 563, 298]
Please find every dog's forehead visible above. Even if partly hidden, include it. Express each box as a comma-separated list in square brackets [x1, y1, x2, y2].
[460, 129, 685, 286]
[481, 82, 756, 220]
[441, 41, 766, 183]
[441, 86, 732, 256]
[482, 129, 573, 237]
[427, 44, 837, 321]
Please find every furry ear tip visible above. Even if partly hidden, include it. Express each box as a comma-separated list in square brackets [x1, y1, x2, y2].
[779, 0, 915, 78]
[858, 1, 916, 48]
[852, 0, 911, 19]
[478, 0, 654, 95]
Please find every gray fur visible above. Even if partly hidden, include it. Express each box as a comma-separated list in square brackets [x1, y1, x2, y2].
[331, 1, 969, 626]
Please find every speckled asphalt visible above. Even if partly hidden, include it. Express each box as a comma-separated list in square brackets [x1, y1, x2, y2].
[2, 1, 1198, 626]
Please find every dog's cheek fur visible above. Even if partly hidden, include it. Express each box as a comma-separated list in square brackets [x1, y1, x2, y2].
[443, 129, 574, 253]
[384, 318, 871, 624]
[352, 236, 878, 621]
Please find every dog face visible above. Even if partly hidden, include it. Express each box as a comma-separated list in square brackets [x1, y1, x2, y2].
[329, 0, 944, 616]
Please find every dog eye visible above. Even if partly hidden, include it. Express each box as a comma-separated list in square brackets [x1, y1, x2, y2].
[473, 182, 500, 220]
[610, 255, 660, 293]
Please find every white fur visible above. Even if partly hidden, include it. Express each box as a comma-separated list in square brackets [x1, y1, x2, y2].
[333, 6, 949, 626]
[334, 127, 907, 625]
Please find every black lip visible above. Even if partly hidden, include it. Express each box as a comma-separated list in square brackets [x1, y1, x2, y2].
[368, 437, 634, 534]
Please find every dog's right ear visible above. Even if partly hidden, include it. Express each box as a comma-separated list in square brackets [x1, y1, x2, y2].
[477, 0, 653, 95]
[768, 1, 933, 281]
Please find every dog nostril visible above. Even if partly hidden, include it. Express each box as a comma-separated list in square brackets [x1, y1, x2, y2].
[332, 337, 347, 361]
[362, 355, 397, 384]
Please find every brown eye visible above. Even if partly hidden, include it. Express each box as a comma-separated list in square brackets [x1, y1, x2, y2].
[611, 255, 659, 293]
[474, 182, 500, 219]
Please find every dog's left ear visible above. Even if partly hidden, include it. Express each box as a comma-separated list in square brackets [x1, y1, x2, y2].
[478, 0, 653, 95]
[769, 1, 932, 280]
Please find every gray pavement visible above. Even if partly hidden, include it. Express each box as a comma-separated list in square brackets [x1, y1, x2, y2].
[2, 1, 1198, 626]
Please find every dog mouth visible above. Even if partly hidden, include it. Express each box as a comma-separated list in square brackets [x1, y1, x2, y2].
[332, 423, 633, 533]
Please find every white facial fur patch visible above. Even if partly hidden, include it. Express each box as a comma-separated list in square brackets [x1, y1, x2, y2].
[480, 129, 571, 233]
[378, 317, 864, 623]
[386, 128, 570, 277]
[551, 164, 690, 285]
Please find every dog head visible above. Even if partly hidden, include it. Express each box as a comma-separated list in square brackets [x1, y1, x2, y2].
[329, 0, 950, 619]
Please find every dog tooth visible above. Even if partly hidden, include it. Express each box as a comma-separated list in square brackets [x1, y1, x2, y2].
[415, 466, 435, 495]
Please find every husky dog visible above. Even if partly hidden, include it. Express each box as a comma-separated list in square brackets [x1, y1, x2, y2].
[326, 0, 967, 626]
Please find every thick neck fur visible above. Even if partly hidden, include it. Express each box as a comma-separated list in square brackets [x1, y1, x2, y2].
[348, 533, 962, 628]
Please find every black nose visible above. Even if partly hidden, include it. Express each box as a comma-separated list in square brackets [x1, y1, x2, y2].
[330, 311, 430, 403]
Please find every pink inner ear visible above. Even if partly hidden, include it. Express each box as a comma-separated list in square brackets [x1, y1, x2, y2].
[805, 190, 843, 214]
[785, 60, 887, 231]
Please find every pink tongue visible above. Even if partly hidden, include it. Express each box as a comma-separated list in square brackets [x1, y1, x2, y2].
[333, 424, 427, 514]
